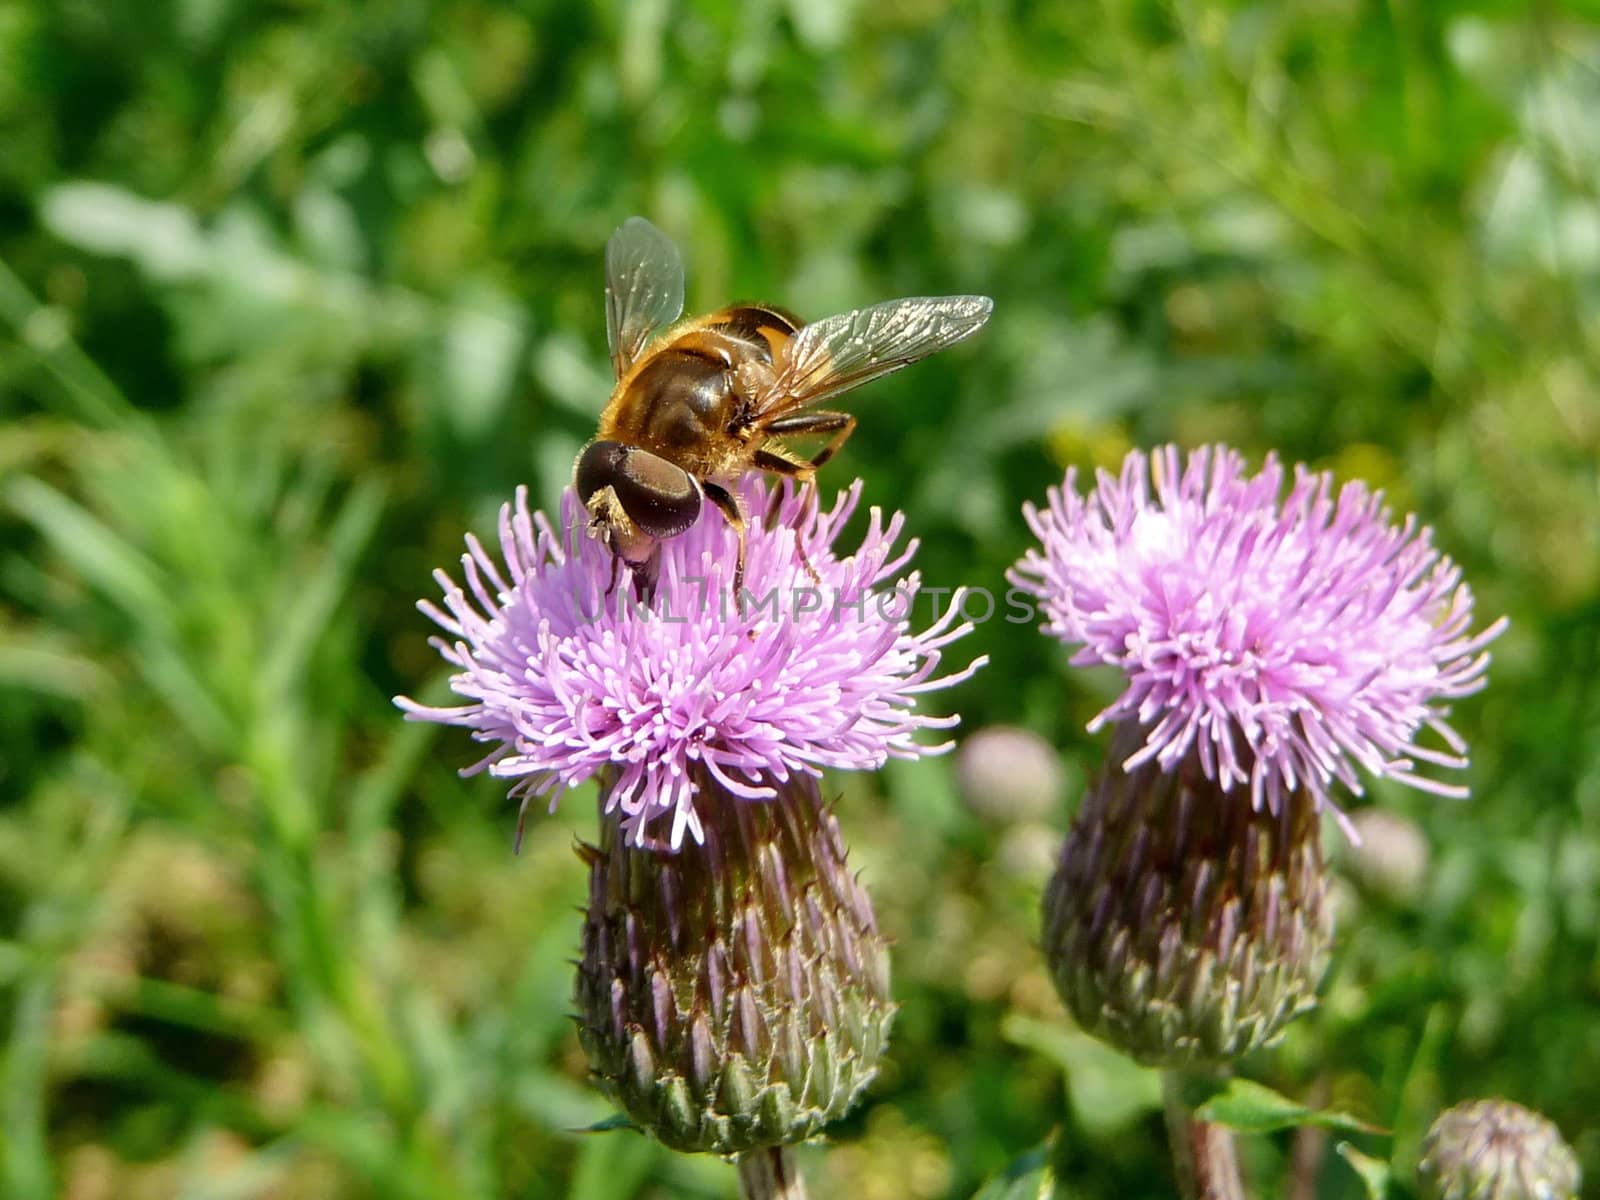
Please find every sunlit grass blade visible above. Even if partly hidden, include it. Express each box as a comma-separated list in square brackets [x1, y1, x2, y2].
[4, 475, 173, 629]
[258, 475, 387, 706]
[1, 975, 57, 1200]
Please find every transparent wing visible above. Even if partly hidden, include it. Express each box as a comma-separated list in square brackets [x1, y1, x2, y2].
[605, 217, 685, 379]
[751, 295, 993, 421]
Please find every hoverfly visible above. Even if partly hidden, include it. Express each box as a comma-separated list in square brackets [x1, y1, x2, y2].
[575, 217, 992, 597]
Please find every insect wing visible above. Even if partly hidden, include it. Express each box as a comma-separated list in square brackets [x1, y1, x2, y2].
[751, 295, 992, 420]
[604, 217, 686, 379]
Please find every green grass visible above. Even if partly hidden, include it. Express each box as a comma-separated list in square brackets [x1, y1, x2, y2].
[3, 1, 1599, 1196]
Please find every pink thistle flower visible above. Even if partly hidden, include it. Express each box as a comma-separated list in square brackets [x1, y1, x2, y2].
[397, 480, 984, 849]
[1009, 445, 1506, 827]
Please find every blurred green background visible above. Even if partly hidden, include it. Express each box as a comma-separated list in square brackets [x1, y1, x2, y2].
[3, 1, 1599, 1197]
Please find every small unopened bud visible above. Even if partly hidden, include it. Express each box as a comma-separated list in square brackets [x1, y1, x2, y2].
[1041, 724, 1332, 1068]
[1418, 1099, 1580, 1200]
[575, 771, 893, 1155]
[1345, 808, 1430, 904]
[956, 725, 1064, 823]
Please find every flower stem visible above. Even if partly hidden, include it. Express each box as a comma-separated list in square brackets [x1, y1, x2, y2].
[1162, 1072, 1244, 1200]
[736, 1147, 808, 1200]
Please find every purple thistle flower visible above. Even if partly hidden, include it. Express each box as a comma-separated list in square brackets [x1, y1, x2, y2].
[397, 479, 983, 849]
[1009, 445, 1506, 826]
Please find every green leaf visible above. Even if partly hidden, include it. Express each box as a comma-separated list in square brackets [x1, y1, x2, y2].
[1336, 1142, 1398, 1200]
[569, 1129, 656, 1200]
[1191, 1079, 1386, 1136]
[4, 476, 172, 628]
[1002, 1014, 1162, 1136]
[573, 1113, 639, 1134]
[970, 1138, 1059, 1200]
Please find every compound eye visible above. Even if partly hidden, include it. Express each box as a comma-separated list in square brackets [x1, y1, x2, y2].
[615, 450, 703, 538]
[576, 441, 702, 538]
[575, 440, 629, 505]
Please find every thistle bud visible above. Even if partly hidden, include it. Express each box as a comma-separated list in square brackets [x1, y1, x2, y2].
[1418, 1099, 1581, 1200]
[1345, 808, 1430, 905]
[575, 771, 894, 1155]
[956, 725, 1065, 823]
[1041, 725, 1332, 1068]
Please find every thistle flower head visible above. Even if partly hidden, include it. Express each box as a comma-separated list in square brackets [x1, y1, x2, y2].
[1010, 445, 1506, 824]
[398, 479, 982, 848]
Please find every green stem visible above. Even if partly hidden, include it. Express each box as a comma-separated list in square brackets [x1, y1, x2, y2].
[1162, 1072, 1244, 1200]
[736, 1146, 808, 1200]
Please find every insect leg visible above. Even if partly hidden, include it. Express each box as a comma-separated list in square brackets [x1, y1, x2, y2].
[701, 482, 748, 603]
[628, 549, 661, 605]
[792, 532, 823, 588]
[605, 550, 624, 599]
[754, 444, 813, 482]
[760, 410, 857, 470]
[750, 447, 824, 586]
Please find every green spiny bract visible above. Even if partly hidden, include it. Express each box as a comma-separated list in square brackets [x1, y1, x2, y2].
[575, 772, 893, 1155]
